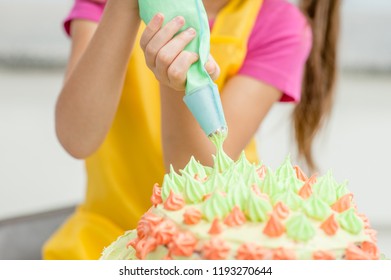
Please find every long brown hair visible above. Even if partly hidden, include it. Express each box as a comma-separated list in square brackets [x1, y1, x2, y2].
[294, 0, 341, 171]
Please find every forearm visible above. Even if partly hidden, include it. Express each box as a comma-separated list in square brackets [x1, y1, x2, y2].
[56, 0, 140, 158]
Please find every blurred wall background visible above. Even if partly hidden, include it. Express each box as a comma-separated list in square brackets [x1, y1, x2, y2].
[1, 0, 390, 258]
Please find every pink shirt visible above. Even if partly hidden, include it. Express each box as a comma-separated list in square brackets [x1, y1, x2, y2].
[64, 0, 311, 102]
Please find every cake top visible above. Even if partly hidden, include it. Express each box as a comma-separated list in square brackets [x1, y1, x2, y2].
[102, 132, 380, 260]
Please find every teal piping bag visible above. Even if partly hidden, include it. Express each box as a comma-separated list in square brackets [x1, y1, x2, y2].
[139, 0, 227, 137]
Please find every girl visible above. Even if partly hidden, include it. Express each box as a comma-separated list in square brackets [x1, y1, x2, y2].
[43, 0, 340, 259]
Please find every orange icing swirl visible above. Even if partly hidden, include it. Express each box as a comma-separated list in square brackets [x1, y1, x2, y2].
[208, 218, 223, 235]
[331, 193, 353, 213]
[151, 183, 163, 207]
[137, 212, 163, 239]
[294, 165, 308, 182]
[298, 181, 313, 199]
[202, 238, 230, 260]
[361, 241, 380, 259]
[320, 214, 339, 236]
[263, 213, 285, 237]
[313, 250, 335, 260]
[272, 248, 296, 260]
[168, 231, 198, 257]
[194, 174, 207, 182]
[273, 201, 290, 220]
[164, 190, 185, 211]
[224, 206, 246, 227]
[135, 237, 158, 260]
[345, 243, 370, 260]
[236, 243, 268, 260]
[257, 165, 267, 180]
[183, 207, 202, 225]
[152, 219, 177, 245]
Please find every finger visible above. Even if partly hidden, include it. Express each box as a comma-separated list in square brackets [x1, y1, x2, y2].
[140, 13, 164, 51]
[204, 55, 220, 81]
[167, 51, 199, 91]
[155, 28, 196, 81]
[144, 16, 185, 67]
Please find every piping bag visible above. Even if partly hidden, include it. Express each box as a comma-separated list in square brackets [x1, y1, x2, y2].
[139, 0, 227, 137]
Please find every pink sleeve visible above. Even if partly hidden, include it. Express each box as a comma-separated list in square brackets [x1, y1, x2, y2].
[63, 0, 106, 36]
[238, 0, 312, 102]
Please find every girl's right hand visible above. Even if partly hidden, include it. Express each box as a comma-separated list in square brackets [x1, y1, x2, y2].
[140, 13, 220, 92]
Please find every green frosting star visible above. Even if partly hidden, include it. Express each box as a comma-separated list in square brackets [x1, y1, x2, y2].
[338, 208, 363, 235]
[286, 214, 316, 242]
[245, 190, 273, 222]
[312, 170, 337, 205]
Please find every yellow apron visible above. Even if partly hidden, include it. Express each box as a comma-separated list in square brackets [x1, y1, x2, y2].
[43, 0, 263, 260]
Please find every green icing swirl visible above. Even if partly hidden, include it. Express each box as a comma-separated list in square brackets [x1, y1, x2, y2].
[210, 133, 233, 173]
[260, 168, 285, 197]
[204, 170, 226, 193]
[169, 165, 185, 187]
[183, 172, 207, 204]
[303, 195, 331, 221]
[336, 180, 350, 199]
[312, 170, 337, 205]
[283, 175, 305, 193]
[227, 177, 250, 211]
[202, 192, 230, 221]
[181, 156, 207, 179]
[246, 190, 273, 222]
[161, 174, 181, 202]
[234, 151, 253, 178]
[272, 189, 303, 211]
[246, 164, 263, 187]
[338, 208, 363, 235]
[286, 214, 316, 242]
[275, 155, 296, 182]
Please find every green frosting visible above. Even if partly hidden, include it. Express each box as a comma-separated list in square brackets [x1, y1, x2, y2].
[246, 164, 263, 187]
[336, 180, 350, 199]
[286, 214, 316, 242]
[272, 189, 303, 211]
[284, 175, 305, 193]
[235, 151, 254, 178]
[312, 170, 337, 205]
[210, 133, 233, 172]
[181, 156, 207, 179]
[203, 192, 230, 221]
[303, 195, 331, 221]
[169, 165, 185, 187]
[275, 155, 296, 183]
[245, 190, 273, 222]
[204, 170, 226, 193]
[227, 178, 250, 211]
[183, 172, 207, 204]
[338, 208, 363, 235]
[260, 168, 285, 197]
[161, 174, 182, 202]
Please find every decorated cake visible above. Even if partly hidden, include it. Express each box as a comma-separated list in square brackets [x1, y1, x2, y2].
[100, 133, 380, 260]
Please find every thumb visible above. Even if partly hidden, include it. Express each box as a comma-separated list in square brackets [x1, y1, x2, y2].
[204, 55, 220, 81]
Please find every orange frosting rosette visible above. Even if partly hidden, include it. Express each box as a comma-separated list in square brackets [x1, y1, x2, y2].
[169, 231, 198, 257]
[208, 218, 223, 235]
[272, 248, 296, 260]
[164, 190, 185, 211]
[331, 193, 353, 213]
[183, 207, 202, 225]
[202, 238, 230, 260]
[152, 219, 178, 245]
[273, 201, 290, 220]
[257, 165, 267, 180]
[236, 243, 269, 260]
[320, 214, 339, 236]
[294, 165, 308, 182]
[313, 250, 335, 260]
[137, 212, 163, 239]
[135, 237, 158, 260]
[263, 214, 285, 238]
[151, 183, 163, 206]
[224, 206, 246, 227]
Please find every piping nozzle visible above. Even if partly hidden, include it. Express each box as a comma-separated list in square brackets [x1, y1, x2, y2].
[183, 83, 227, 137]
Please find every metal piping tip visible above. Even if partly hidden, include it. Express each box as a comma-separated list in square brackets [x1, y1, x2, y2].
[208, 126, 228, 138]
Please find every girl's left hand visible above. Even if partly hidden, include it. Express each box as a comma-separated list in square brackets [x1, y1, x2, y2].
[140, 13, 220, 92]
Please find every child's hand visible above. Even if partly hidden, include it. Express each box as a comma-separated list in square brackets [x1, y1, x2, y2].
[140, 13, 220, 92]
